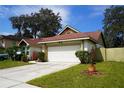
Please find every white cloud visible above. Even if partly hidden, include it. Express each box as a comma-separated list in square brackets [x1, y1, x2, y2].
[0, 6, 10, 18]
[10, 6, 41, 16]
[42, 6, 70, 25]
[0, 5, 70, 25]
[0, 32, 15, 35]
[89, 5, 110, 17]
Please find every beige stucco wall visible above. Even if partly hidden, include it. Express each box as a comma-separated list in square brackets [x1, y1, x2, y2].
[46, 41, 81, 47]
[107, 48, 124, 61]
[96, 48, 124, 62]
[84, 40, 96, 52]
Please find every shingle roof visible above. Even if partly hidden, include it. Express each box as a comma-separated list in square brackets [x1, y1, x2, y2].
[24, 38, 42, 45]
[22, 31, 101, 45]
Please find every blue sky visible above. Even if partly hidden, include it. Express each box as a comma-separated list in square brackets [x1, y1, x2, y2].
[0, 5, 110, 35]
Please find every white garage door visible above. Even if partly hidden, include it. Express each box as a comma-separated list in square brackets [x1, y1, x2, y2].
[48, 45, 80, 62]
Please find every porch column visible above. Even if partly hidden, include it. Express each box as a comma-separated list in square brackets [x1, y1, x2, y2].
[80, 40, 84, 51]
[42, 44, 48, 61]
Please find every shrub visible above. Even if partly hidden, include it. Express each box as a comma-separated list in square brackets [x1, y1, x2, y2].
[0, 48, 5, 54]
[21, 54, 28, 62]
[89, 48, 96, 64]
[75, 51, 89, 64]
[15, 54, 22, 61]
[75, 49, 96, 64]
[6, 47, 15, 60]
[6, 46, 20, 60]
[75, 51, 84, 63]
[37, 51, 45, 62]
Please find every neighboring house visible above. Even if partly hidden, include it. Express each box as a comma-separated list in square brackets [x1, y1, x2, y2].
[0, 35, 20, 49]
[18, 25, 105, 62]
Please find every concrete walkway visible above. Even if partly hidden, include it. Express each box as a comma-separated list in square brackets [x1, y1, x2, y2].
[0, 62, 78, 88]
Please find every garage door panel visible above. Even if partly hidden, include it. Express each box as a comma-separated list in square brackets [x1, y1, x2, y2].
[48, 45, 80, 62]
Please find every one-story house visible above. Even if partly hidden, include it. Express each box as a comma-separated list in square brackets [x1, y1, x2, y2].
[0, 35, 20, 49]
[18, 25, 105, 62]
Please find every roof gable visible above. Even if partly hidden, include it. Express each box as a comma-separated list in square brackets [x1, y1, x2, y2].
[18, 39, 29, 46]
[58, 25, 80, 35]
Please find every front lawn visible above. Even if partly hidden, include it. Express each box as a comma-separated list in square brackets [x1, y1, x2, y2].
[27, 61, 124, 88]
[0, 60, 31, 69]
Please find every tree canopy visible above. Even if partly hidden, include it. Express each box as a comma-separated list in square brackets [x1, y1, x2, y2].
[103, 6, 124, 48]
[9, 8, 62, 38]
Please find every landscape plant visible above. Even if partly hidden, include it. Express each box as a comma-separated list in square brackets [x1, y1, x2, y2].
[88, 48, 96, 72]
[21, 54, 28, 62]
[75, 49, 96, 72]
[37, 51, 45, 62]
[75, 50, 89, 64]
[6, 46, 20, 60]
[0, 48, 5, 54]
[6, 46, 24, 61]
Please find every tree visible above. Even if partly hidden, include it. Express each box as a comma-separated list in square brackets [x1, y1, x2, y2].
[6, 46, 20, 60]
[9, 16, 21, 37]
[103, 6, 124, 48]
[9, 15, 28, 38]
[9, 8, 62, 38]
[36, 8, 62, 38]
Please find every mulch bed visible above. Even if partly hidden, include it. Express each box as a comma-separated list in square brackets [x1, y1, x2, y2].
[81, 70, 103, 76]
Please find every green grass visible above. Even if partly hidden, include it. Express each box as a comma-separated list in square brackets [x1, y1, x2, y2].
[0, 60, 31, 69]
[27, 62, 124, 88]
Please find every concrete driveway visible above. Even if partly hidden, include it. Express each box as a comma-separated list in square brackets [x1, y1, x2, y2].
[0, 62, 78, 88]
